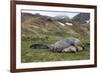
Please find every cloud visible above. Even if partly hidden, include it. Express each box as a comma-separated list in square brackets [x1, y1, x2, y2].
[21, 9, 79, 18]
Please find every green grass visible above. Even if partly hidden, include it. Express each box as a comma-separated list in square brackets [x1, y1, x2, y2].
[21, 48, 90, 63]
[21, 33, 90, 63]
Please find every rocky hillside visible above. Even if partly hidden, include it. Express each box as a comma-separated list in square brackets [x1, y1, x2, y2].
[72, 13, 90, 24]
[21, 13, 89, 41]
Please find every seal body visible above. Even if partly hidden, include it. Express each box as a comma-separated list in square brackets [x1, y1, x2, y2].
[49, 37, 84, 53]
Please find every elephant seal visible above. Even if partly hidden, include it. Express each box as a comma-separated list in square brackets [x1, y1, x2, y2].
[62, 46, 77, 53]
[49, 37, 84, 53]
[62, 46, 83, 53]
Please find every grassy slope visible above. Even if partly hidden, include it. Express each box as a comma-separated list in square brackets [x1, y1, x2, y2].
[21, 33, 90, 63]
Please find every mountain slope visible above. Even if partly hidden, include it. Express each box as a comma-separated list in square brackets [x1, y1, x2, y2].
[21, 13, 89, 41]
[72, 13, 90, 23]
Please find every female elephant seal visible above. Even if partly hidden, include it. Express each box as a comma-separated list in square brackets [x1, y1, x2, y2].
[62, 46, 77, 53]
[49, 37, 84, 53]
[62, 46, 83, 53]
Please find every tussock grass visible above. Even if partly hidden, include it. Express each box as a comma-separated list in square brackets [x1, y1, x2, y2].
[21, 33, 90, 63]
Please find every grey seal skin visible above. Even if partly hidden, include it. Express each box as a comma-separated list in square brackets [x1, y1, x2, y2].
[49, 37, 84, 53]
[49, 40, 71, 52]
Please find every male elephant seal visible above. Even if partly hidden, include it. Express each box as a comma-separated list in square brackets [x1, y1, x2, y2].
[49, 37, 85, 53]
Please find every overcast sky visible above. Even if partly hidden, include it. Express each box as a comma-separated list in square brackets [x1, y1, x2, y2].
[21, 10, 79, 19]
